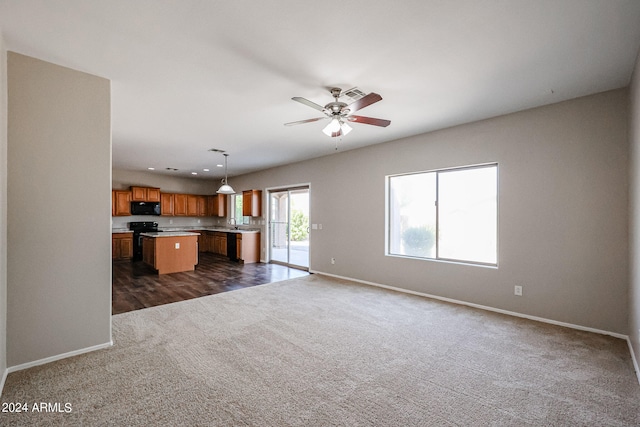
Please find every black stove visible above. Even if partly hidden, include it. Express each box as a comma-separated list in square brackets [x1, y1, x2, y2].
[129, 221, 160, 261]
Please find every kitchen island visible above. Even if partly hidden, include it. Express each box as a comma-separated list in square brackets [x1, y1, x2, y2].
[160, 227, 261, 263]
[140, 231, 199, 274]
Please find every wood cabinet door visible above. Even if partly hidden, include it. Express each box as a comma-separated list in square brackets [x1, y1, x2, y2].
[114, 191, 131, 216]
[120, 237, 133, 259]
[130, 186, 147, 201]
[142, 237, 155, 266]
[186, 195, 198, 216]
[112, 233, 133, 259]
[147, 188, 161, 202]
[197, 196, 207, 216]
[198, 232, 208, 253]
[174, 194, 188, 216]
[160, 193, 174, 216]
[242, 189, 262, 217]
[214, 194, 227, 217]
[220, 234, 227, 256]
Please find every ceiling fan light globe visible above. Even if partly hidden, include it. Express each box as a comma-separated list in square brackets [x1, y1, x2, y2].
[323, 118, 341, 137]
[341, 122, 352, 135]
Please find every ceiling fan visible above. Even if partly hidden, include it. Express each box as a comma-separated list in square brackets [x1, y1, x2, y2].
[285, 87, 391, 137]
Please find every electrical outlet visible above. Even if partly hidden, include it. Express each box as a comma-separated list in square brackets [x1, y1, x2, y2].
[514, 285, 523, 296]
[331, 257, 335, 265]
[175, 242, 180, 249]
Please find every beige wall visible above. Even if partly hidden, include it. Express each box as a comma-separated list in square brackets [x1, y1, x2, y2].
[112, 168, 218, 194]
[231, 89, 629, 334]
[7, 53, 112, 366]
[629, 49, 640, 369]
[0, 28, 7, 380]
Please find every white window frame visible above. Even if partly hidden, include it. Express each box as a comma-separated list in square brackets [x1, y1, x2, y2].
[230, 193, 248, 225]
[386, 163, 498, 267]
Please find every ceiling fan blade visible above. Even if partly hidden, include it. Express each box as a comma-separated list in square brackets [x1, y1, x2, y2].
[347, 115, 391, 127]
[347, 92, 382, 113]
[292, 97, 327, 112]
[284, 117, 327, 126]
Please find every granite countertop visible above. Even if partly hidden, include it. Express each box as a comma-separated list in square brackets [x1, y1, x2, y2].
[159, 227, 259, 234]
[140, 231, 200, 238]
[112, 227, 259, 234]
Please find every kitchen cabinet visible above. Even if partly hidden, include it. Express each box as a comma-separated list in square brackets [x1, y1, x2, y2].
[173, 193, 188, 216]
[195, 231, 209, 253]
[207, 194, 227, 217]
[242, 189, 262, 217]
[196, 231, 260, 262]
[112, 190, 131, 216]
[212, 232, 228, 256]
[236, 232, 260, 263]
[142, 236, 155, 265]
[186, 195, 198, 216]
[160, 193, 174, 216]
[141, 233, 198, 274]
[185, 195, 207, 216]
[131, 186, 161, 202]
[112, 233, 133, 260]
[197, 196, 207, 216]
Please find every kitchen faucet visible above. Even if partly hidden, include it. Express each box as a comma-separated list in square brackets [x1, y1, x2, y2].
[229, 218, 239, 229]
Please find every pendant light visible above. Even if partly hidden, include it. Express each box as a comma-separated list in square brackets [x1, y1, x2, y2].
[216, 153, 235, 194]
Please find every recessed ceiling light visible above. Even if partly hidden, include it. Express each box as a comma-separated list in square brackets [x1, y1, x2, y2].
[203, 168, 210, 172]
[147, 167, 155, 170]
[216, 164, 223, 168]
[191, 172, 197, 175]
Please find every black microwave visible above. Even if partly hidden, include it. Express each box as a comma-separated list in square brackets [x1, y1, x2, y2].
[130, 201, 160, 216]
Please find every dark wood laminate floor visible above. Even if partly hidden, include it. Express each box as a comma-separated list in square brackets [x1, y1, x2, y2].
[112, 253, 310, 315]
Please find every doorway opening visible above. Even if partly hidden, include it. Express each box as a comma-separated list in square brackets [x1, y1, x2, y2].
[269, 186, 310, 270]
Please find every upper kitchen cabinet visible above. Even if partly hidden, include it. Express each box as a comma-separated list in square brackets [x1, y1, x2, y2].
[208, 194, 227, 217]
[173, 193, 188, 216]
[186, 194, 198, 216]
[186, 195, 207, 216]
[160, 193, 174, 216]
[130, 186, 161, 202]
[242, 189, 262, 217]
[112, 190, 131, 216]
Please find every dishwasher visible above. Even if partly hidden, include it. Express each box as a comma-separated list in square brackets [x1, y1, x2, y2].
[226, 233, 238, 261]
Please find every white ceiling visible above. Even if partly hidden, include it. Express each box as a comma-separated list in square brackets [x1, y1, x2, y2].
[2, 0, 640, 180]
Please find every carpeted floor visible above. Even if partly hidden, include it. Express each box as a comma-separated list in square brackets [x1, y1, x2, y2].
[2, 274, 639, 426]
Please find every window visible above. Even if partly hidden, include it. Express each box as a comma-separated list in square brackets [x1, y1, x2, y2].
[387, 164, 497, 266]
[231, 194, 248, 225]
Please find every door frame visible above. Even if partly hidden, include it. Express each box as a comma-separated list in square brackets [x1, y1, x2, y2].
[266, 183, 311, 270]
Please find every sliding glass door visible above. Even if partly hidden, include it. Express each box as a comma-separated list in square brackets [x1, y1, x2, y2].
[270, 187, 309, 269]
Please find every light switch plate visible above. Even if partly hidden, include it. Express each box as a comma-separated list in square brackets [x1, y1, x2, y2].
[175, 242, 180, 249]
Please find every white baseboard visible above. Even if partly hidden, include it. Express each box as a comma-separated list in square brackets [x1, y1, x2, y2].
[1, 341, 113, 396]
[628, 338, 640, 385]
[310, 270, 629, 340]
[0, 366, 7, 397]
[5, 340, 113, 377]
